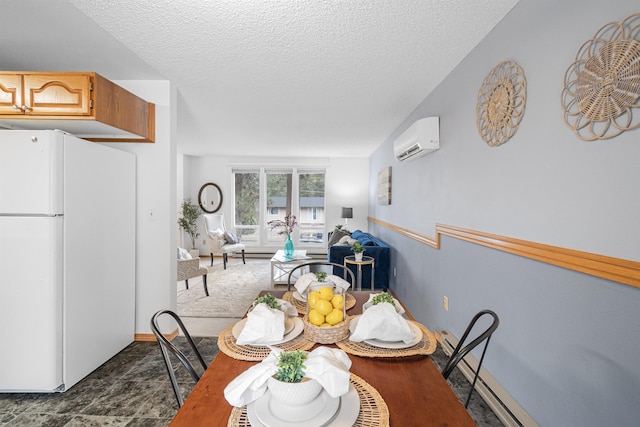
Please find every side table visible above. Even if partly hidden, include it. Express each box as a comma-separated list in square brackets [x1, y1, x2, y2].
[343, 255, 375, 291]
[270, 250, 311, 286]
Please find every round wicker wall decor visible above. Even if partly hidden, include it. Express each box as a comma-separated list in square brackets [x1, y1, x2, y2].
[561, 13, 640, 140]
[476, 60, 527, 146]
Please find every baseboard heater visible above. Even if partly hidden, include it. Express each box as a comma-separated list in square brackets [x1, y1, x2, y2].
[439, 330, 539, 427]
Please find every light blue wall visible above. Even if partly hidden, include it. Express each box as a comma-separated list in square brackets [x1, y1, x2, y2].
[369, 0, 640, 425]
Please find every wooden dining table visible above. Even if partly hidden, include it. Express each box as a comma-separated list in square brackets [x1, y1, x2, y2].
[170, 290, 476, 426]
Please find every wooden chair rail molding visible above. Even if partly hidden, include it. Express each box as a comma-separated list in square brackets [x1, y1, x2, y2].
[368, 217, 640, 289]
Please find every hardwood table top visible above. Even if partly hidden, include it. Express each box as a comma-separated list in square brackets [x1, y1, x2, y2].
[170, 290, 475, 427]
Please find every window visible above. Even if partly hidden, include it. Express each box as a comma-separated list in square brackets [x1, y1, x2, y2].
[232, 167, 325, 248]
[266, 170, 292, 244]
[233, 170, 259, 243]
[298, 171, 325, 245]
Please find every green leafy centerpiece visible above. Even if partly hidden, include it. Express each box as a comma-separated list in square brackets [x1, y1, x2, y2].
[371, 292, 395, 306]
[274, 350, 307, 383]
[314, 272, 328, 282]
[253, 293, 278, 309]
[363, 291, 404, 314]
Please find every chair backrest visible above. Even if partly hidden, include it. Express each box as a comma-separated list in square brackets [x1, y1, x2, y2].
[150, 310, 208, 407]
[286, 261, 356, 291]
[441, 309, 499, 408]
[203, 213, 225, 237]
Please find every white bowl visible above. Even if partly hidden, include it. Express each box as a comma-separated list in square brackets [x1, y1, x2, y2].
[267, 376, 322, 406]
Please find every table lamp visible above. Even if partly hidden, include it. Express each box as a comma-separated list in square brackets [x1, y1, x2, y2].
[341, 207, 353, 226]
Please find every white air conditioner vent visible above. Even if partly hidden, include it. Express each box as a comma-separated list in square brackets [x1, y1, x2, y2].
[393, 117, 439, 162]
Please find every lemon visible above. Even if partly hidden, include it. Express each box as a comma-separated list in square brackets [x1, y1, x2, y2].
[315, 299, 333, 316]
[318, 286, 334, 301]
[308, 309, 324, 326]
[307, 291, 321, 309]
[326, 308, 344, 325]
[331, 294, 344, 309]
[321, 323, 332, 327]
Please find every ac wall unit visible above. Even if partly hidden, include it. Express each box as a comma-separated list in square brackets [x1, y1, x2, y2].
[393, 117, 439, 162]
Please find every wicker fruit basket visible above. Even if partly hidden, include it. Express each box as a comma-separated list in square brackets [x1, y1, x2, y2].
[303, 315, 350, 344]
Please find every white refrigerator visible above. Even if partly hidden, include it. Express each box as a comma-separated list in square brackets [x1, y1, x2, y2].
[0, 130, 136, 392]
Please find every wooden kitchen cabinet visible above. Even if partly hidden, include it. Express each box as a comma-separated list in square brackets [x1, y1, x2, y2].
[0, 72, 154, 142]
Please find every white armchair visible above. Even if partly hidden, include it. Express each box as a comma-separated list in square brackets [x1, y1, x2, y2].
[203, 213, 246, 269]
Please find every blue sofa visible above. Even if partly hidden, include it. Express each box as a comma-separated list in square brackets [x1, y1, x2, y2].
[327, 230, 390, 289]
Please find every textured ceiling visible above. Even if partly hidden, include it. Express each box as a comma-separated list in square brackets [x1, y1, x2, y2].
[3, 0, 518, 157]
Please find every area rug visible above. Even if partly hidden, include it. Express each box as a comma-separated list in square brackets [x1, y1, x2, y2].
[177, 258, 280, 318]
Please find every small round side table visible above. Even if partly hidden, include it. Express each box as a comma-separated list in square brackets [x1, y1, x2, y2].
[343, 255, 375, 291]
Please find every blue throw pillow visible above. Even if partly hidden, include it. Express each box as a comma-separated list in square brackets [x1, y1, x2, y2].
[224, 231, 239, 244]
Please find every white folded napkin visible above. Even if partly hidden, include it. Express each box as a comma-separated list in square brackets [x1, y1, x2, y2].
[349, 302, 416, 344]
[236, 304, 285, 345]
[277, 299, 298, 317]
[224, 347, 352, 407]
[293, 273, 317, 295]
[327, 274, 351, 291]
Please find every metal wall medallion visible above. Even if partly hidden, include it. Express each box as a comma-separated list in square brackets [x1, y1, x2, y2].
[561, 13, 640, 140]
[476, 60, 527, 146]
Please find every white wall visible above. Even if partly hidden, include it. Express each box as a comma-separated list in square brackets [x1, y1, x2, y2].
[177, 153, 185, 248]
[180, 155, 369, 254]
[107, 80, 177, 335]
[369, 0, 640, 425]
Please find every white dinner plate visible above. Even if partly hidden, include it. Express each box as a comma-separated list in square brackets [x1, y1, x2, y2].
[232, 317, 303, 346]
[247, 384, 359, 427]
[252, 389, 339, 427]
[349, 316, 423, 349]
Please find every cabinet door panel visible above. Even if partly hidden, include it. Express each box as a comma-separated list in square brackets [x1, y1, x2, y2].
[24, 74, 91, 115]
[0, 74, 23, 115]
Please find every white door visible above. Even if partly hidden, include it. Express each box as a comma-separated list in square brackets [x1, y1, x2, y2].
[0, 216, 63, 391]
[0, 130, 63, 215]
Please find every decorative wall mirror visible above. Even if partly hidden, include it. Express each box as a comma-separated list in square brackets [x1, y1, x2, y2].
[198, 182, 223, 213]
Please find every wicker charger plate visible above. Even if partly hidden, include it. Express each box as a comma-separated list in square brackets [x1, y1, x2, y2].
[217, 324, 315, 361]
[336, 317, 437, 358]
[283, 290, 356, 314]
[227, 373, 390, 427]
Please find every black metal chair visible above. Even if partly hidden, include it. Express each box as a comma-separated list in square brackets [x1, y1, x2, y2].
[286, 261, 356, 291]
[150, 309, 208, 407]
[441, 309, 500, 408]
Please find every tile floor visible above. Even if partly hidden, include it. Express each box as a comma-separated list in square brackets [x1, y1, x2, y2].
[1, 335, 502, 426]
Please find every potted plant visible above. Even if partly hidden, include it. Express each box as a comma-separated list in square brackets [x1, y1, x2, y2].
[268, 212, 297, 258]
[352, 241, 365, 261]
[178, 198, 201, 257]
[267, 350, 321, 405]
[314, 272, 328, 282]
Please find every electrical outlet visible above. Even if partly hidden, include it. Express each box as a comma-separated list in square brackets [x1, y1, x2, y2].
[443, 296, 449, 311]
[203, 239, 206, 245]
[393, 267, 397, 277]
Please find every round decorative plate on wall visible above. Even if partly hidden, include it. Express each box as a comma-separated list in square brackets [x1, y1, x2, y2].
[561, 13, 640, 141]
[476, 60, 527, 147]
